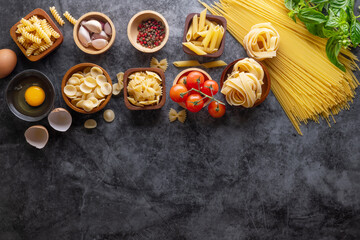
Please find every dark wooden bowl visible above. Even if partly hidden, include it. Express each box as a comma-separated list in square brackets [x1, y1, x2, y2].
[123, 68, 166, 110]
[220, 58, 271, 108]
[61, 63, 112, 114]
[182, 13, 227, 58]
[9, 8, 63, 62]
[173, 68, 212, 109]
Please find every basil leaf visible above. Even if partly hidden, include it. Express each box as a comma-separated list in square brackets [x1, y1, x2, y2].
[285, 0, 301, 10]
[350, 20, 360, 47]
[298, 8, 328, 24]
[329, 0, 349, 9]
[326, 37, 346, 72]
[323, 26, 339, 38]
[306, 23, 326, 37]
[310, 0, 329, 3]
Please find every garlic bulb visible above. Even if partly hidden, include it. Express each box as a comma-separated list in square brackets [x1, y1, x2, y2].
[82, 20, 102, 33]
[78, 26, 91, 47]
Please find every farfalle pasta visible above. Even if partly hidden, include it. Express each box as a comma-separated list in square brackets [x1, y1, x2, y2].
[169, 108, 187, 123]
[243, 23, 280, 61]
[127, 71, 163, 107]
[150, 57, 168, 72]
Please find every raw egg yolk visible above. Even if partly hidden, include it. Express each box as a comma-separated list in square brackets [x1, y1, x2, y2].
[25, 86, 45, 107]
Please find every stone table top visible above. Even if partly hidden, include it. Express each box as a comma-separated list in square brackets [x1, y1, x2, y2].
[0, 0, 359, 239]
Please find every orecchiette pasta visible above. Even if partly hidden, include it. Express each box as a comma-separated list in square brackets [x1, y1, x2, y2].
[64, 67, 112, 112]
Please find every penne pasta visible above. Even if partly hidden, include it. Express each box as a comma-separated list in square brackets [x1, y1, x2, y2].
[215, 26, 225, 49]
[201, 60, 227, 68]
[201, 24, 214, 49]
[186, 24, 193, 42]
[192, 15, 198, 39]
[182, 42, 207, 55]
[173, 60, 202, 67]
[199, 9, 207, 32]
[197, 30, 209, 38]
[209, 28, 220, 52]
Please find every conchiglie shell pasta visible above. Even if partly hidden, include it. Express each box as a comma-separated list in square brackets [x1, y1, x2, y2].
[90, 67, 103, 78]
[64, 85, 77, 97]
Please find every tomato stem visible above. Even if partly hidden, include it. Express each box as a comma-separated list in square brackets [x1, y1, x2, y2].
[181, 88, 225, 106]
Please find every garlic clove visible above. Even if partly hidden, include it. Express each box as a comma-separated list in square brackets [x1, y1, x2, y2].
[91, 31, 109, 40]
[99, 21, 105, 30]
[78, 26, 91, 48]
[104, 22, 112, 35]
[82, 20, 102, 33]
[92, 39, 109, 50]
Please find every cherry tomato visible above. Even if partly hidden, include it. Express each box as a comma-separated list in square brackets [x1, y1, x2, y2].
[186, 71, 205, 91]
[186, 93, 204, 113]
[177, 76, 187, 85]
[208, 101, 226, 118]
[170, 84, 189, 102]
[201, 80, 219, 96]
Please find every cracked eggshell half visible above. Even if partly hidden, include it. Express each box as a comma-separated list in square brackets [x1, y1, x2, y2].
[48, 108, 72, 132]
[24, 125, 49, 149]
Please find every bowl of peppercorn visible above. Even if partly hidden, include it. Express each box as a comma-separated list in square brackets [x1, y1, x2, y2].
[127, 10, 169, 53]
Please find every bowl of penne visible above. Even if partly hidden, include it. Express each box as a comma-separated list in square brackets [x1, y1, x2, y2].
[127, 10, 169, 53]
[9, 8, 63, 62]
[182, 9, 227, 58]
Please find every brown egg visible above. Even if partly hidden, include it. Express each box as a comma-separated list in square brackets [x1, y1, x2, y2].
[0, 49, 17, 79]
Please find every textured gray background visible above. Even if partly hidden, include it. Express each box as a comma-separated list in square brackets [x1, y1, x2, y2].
[0, 0, 360, 239]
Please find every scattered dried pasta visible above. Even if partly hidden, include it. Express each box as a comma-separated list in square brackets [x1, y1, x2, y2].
[63, 11, 77, 25]
[150, 57, 168, 72]
[49, 6, 65, 26]
[169, 108, 187, 123]
[127, 71, 163, 107]
[15, 15, 60, 57]
[112, 72, 124, 96]
[64, 67, 112, 112]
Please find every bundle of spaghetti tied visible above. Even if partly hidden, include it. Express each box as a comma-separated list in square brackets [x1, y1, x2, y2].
[199, 0, 359, 135]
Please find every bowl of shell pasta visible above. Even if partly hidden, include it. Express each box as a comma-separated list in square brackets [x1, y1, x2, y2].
[61, 63, 112, 114]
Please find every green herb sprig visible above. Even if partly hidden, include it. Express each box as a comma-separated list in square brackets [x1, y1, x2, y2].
[285, 0, 360, 72]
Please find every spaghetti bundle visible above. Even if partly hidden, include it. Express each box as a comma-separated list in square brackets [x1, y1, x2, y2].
[200, 0, 359, 135]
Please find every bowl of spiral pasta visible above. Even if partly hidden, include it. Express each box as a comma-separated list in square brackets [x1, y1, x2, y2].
[9, 8, 63, 62]
[220, 58, 271, 108]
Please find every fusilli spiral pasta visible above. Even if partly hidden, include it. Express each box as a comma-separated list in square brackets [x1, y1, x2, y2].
[20, 28, 42, 44]
[49, 6, 65, 26]
[33, 22, 51, 44]
[26, 43, 39, 56]
[63, 11, 77, 25]
[40, 20, 52, 37]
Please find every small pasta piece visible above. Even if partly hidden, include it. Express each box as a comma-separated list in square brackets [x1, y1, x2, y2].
[173, 60, 201, 68]
[33, 22, 51, 44]
[177, 110, 187, 123]
[39, 42, 53, 52]
[168, 108, 187, 123]
[63, 11, 77, 25]
[64, 85, 77, 97]
[33, 49, 41, 56]
[20, 28, 42, 44]
[46, 22, 60, 38]
[40, 20, 52, 37]
[17, 36, 26, 44]
[150, 57, 168, 72]
[20, 18, 32, 27]
[25, 43, 39, 56]
[28, 15, 39, 23]
[201, 60, 227, 68]
[182, 42, 207, 55]
[49, 6, 65, 26]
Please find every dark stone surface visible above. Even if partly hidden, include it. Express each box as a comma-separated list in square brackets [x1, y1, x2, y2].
[0, 0, 360, 239]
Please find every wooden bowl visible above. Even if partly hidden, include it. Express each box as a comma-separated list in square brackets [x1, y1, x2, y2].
[61, 63, 112, 114]
[9, 8, 63, 62]
[73, 12, 116, 55]
[173, 68, 213, 109]
[220, 58, 271, 108]
[123, 68, 166, 110]
[127, 10, 169, 53]
[182, 13, 227, 58]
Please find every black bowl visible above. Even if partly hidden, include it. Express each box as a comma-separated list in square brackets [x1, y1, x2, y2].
[5, 69, 55, 122]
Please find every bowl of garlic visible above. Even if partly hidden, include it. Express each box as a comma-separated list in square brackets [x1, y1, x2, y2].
[73, 12, 116, 55]
[61, 63, 112, 114]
